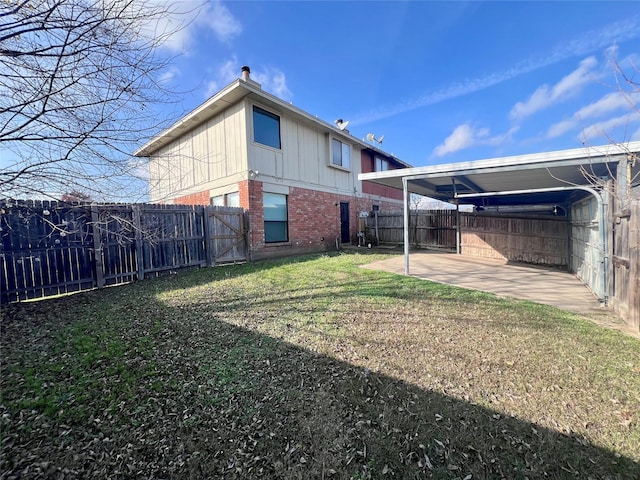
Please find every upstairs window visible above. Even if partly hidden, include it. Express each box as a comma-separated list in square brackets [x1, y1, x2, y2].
[375, 157, 389, 172]
[253, 106, 281, 149]
[331, 138, 351, 169]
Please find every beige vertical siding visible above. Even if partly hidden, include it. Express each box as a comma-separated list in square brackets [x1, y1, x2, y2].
[192, 122, 209, 185]
[149, 102, 247, 202]
[149, 98, 372, 203]
[247, 101, 360, 196]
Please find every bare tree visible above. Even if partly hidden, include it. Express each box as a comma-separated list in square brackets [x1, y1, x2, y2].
[60, 189, 92, 202]
[0, 0, 185, 201]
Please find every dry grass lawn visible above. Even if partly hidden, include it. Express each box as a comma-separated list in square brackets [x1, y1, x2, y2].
[1, 252, 639, 479]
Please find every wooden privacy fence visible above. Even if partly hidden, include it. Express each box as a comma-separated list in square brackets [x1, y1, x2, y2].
[365, 210, 569, 267]
[460, 212, 568, 267]
[365, 210, 457, 250]
[610, 195, 640, 332]
[0, 201, 247, 304]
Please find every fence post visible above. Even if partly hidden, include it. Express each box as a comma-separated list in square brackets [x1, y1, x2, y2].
[203, 206, 213, 266]
[90, 205, 105, 288]
[631, 202, 640, 331]
[374, 210, 380, 246]
[133, 205, 145, 280]
[243, 210, 250, 261]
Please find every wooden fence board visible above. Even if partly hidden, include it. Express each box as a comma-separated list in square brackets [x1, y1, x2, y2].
[1, 201, 96, 302]
[366, 210, 568, 266]
[610, 190, 640, 332]
[461, 213, 568, 266]
[365, 210, 457, 250]
[207, 207, 247, 264]
[1, 201, 240, 304]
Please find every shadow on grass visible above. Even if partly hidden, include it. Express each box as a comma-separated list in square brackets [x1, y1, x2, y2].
[1, 253, 639, 479]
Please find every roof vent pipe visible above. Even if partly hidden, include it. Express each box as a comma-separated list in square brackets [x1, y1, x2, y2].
[241, 66, 251, 81]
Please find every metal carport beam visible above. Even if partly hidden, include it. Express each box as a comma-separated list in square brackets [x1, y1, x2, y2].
[454, 175, 484, 193]
[455, 185, 609, 305]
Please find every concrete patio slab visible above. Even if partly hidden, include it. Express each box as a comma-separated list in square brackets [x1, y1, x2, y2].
[362, 251, 604, 314]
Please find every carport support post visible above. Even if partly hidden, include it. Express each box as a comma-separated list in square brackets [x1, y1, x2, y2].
[456, 204, 461, 254]
[403, 177, 410, 275]
[452, 179, 461, 254]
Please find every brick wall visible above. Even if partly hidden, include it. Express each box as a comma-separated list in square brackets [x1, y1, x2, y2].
[244, 180, 265, 253]
[246, 182, 402, 260]
[174, 190, 210, 205]
[169, 182, 402, 260]
[238, 180, 251, 209]
[287, 186, 342, 248]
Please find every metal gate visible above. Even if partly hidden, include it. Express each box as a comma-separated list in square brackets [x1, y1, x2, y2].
[205, 206, 248, 264]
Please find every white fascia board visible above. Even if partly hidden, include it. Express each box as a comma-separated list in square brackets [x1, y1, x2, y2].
[134, 80, 248, 157]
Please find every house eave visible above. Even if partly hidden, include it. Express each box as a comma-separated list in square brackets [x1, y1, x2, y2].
[134, 79, 414, 169]
[134, 79, 249, 157]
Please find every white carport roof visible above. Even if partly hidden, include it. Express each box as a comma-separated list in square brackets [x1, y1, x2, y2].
[359, 141, 640, 207]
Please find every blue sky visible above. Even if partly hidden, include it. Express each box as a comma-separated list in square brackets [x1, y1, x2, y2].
[154, 1, 640, 167]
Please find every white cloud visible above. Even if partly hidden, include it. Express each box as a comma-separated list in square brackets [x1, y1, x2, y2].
[143, 1, 242, 53]
[205, 57, 241, 97]
[432, 124, 518, 157]
[546, 119, 576, 139]
[433, 124, 486, 157]
[580, 113, 640, 143]
[352, 15, 640, 126]
[158, 66, 181, 85]
[202, 1, 243, 43]
[204, 59, 293, 101]
[579, 91, 636, 118]
[509, 57, 599, 121]
[252, 68, 293, 101]
[547, 91, 639, 138]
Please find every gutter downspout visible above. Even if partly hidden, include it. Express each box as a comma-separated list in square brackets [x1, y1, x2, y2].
[403, 177, 410, 275]
[455, 185, 608, 305]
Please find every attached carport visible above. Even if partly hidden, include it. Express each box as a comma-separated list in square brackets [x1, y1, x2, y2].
[359, 141, 640, 307]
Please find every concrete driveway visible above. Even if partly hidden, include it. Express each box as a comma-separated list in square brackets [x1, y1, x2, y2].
[362, 251, 603, 314]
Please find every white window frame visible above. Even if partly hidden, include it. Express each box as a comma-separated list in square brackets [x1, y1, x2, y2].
[252, 104, 281, 150]
[330, 137, 351, 170]
[210, 192, 239, 207]
[263, 192, 289, 243]
[375, 157, 389, 172]
[226, 192, 240, 208]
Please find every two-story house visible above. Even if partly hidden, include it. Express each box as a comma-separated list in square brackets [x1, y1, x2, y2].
[134, 66, 411, 259]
